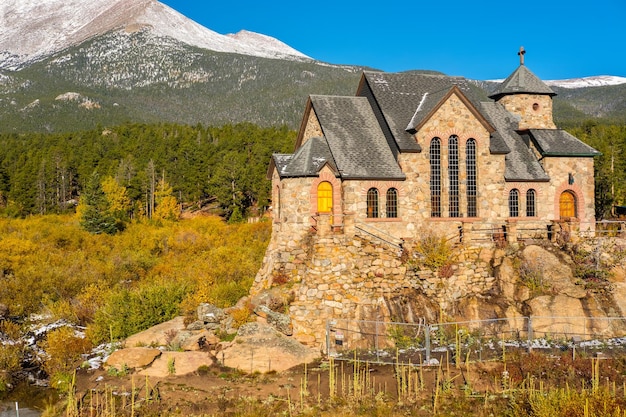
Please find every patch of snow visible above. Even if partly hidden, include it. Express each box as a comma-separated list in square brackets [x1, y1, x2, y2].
[0, 0, 312, 70]
[55, 92, 83, 101]
[486, 75, 626, 89]
[545, 75, 626, 89]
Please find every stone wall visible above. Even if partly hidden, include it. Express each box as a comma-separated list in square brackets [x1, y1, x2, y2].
[252, 223, 497, 349]
[497, 94, 556, 130]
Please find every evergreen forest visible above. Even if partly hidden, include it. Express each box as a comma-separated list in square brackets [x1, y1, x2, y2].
[0, 122, 296, 222]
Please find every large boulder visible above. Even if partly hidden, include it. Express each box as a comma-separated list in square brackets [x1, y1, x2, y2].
[254, 304, 293, 336]
[521, 245, 586, 299]
[138, 351, 214, 377]
[526, 295, 612, 337]
[197, 303, 225, 324]
[125, 316, 186, 347]
[220, 322, 318, 373]
[106, 347, 161, 370]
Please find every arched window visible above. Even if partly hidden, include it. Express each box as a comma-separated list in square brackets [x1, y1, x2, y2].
[367, 188, 379, 218]
[466, 139, 477, 217]
[508, 189, 519, 217]
[430, 138, 441, 217]
[386, 188, 398, 218]
[317, 181, 333, 213]
[448, 135, 459, 217]
[526, 189, 536, 217]
[559, 191, 577, 219]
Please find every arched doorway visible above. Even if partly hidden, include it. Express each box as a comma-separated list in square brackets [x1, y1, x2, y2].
[559, 191, 577, 219]
[317, 181, 333, 213]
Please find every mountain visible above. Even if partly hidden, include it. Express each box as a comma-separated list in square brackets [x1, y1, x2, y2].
[0, 0, 625, 133]
[0, 0, 310, 71]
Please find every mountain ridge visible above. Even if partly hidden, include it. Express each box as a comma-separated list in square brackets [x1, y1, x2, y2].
[0, 0, 311, 71]
[0, 0, 625, 133]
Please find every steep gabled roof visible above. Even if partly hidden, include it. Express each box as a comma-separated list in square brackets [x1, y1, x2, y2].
[489, 65, 556, 100]
[358, 71, 490, 152]
[310, 95, 405, 179]
[522, 129, 601, 157]
[272, 137, 338, 178]
[480, 102, 549, 182]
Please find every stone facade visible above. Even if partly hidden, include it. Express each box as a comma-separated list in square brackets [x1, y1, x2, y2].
[261, 66, 600, 347]
[253, 222, 496, 348]
[498, 94, 556, 130]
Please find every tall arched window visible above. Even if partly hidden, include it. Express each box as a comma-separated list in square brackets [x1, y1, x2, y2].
[448, 135, 459, 217]
[430, 138, 441, 217]
[386, 188, 398, 218]
[367, 188, 379, 218]
[526, 189, 536, 217]
[508, 189, 519, 217]
[466, 139, 477, 217]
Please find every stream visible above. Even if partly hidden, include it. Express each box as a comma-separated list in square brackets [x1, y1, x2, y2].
[0, 383, 57, 417]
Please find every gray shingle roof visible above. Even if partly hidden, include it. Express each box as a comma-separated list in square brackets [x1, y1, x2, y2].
[359, 71, 490, 152]
[480, 102, 549, 181]
[489, 65, 556, 100]
[523, 129, 601, 157]
[273, 137, 337, 178]
[310, 95, 405, 179]
[274, 67, 597, 185]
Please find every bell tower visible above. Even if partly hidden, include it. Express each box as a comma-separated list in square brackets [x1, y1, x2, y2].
[489, 47, 557, 130]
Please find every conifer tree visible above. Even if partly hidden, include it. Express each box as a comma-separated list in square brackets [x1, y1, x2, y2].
[79, 171, 121, 234]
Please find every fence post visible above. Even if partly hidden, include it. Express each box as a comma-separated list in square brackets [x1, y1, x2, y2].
[325, 320, 331, 356]
[424, 324, 431, 364]
[527, 316, 533, 353]
[375, 320, 380, 363]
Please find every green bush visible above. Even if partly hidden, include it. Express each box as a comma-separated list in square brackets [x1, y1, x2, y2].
[90, 281, 188, 344]
[411, 233, 452, 270]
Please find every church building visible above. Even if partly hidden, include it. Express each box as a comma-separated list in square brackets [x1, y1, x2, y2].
[268, 50, 599, 246]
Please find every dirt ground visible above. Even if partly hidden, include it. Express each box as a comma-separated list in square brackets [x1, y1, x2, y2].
[69, 346, 626, 416]
[72, 354, 518, 416]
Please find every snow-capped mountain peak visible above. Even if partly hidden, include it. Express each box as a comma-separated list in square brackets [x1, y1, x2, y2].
[544, 75, 626, 89]
[0, 0, 311, 70]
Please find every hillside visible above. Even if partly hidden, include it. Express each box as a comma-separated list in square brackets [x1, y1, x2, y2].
[1, 0, 625, 133]
[0, 29, 364, 133]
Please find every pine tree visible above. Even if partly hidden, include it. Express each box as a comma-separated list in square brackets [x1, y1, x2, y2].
[79, 171, 121, 234]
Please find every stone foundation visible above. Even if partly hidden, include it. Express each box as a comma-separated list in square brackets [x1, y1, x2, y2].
[252, 227, 498, 349]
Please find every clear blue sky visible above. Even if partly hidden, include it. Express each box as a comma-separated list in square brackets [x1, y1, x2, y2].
[160, 0, 625, 80]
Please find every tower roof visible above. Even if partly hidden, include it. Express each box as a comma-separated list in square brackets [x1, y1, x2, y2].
[489, 65, 556, 100]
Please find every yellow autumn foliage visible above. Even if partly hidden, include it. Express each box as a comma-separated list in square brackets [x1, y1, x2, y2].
[0, 214, 271, 342]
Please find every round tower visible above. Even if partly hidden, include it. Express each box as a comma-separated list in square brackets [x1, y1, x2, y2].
[489, 47, 557, 130]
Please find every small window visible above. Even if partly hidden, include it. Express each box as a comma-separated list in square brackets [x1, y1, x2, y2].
[532, 103, 540, 111]
[367, 188, 379, 218]
[526, 189, 536, 217]
[386, 188, 398, 218]
[509, 189, 519, 217]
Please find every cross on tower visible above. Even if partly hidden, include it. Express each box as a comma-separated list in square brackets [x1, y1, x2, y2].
[518, 46, 526, 65]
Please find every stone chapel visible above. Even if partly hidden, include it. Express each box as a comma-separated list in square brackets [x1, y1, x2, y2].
[268, 50, 599, 245]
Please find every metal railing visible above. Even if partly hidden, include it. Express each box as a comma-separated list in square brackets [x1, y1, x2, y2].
[354, 221, 403, 251]
[327, 316, 626, 366]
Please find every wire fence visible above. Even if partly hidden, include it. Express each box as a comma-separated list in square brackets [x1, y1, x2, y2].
[326, 316, 626, 366]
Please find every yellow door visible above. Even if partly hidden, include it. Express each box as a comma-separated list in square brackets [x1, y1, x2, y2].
[559, 191, 576, 219]
[317, 182, 333, 213]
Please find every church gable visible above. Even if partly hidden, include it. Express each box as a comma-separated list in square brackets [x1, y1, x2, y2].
[415, 90, 492, 149]
[295, 98, 323, 149]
